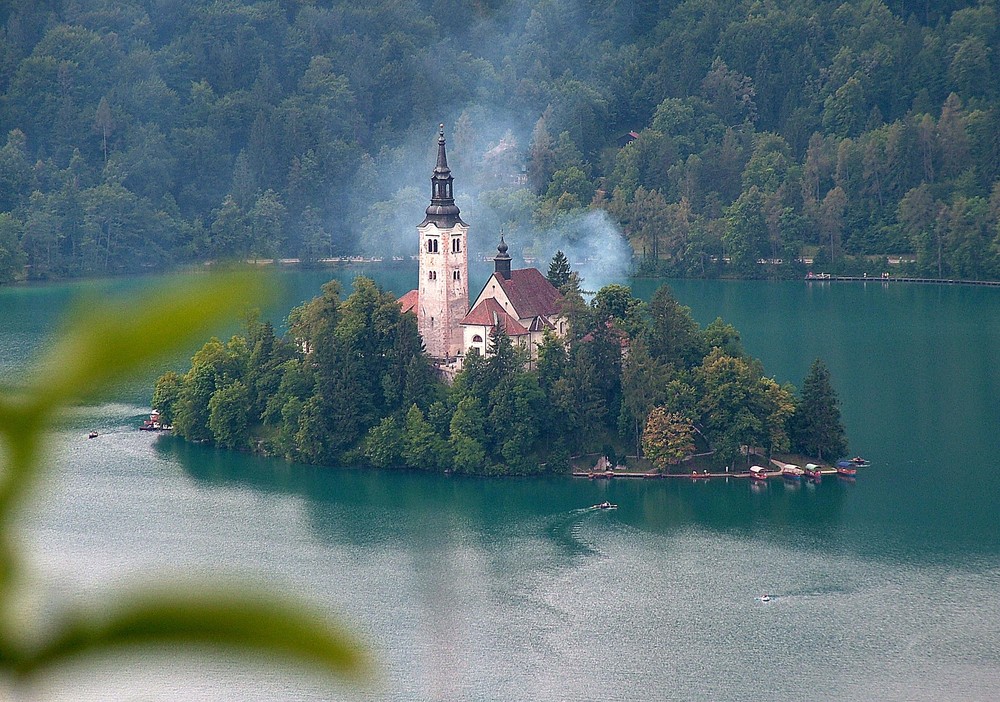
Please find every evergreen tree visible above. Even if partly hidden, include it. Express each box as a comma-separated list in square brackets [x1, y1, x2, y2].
[645, 285, 706, 369]
[791, 359, 848, 460]
[363, 416, 404, 468]
[402, 405, 449, 470]
[208, 380, 251, 450]
[450, 396, 488, 473]
[546, 250, 571, 289]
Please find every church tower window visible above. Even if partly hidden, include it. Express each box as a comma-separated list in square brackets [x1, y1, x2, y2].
[452, 237, 461, 253]
[427, 239, 438, 253]
[453, 270, 460, 280]
[428, 270, 437, 280]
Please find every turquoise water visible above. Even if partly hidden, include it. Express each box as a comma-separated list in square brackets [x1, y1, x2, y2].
[4, 271, 1000, 701]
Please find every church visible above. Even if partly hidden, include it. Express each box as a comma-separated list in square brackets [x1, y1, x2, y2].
[399, 125, 566, 365]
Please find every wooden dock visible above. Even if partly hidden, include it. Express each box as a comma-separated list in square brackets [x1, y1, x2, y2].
[573, 469, 761, 480]
[572, 458, 839, 481]
[769, 458, 837, 475]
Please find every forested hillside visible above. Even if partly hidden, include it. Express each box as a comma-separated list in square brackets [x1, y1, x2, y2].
[1, 0, 998, 283]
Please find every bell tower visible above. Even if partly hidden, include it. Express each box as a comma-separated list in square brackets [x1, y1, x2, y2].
[417, 124, 469, 359]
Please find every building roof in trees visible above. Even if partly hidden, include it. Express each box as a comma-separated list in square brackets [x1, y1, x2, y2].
[399, 289, 419, 314]
[460, 297, 529, 335]
[488, 267, 562, 319]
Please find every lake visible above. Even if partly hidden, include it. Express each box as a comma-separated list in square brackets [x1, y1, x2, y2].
[3, 269, 1000, 701]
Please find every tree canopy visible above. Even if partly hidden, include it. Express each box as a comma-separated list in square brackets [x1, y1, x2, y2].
[0, 1, 999, 284]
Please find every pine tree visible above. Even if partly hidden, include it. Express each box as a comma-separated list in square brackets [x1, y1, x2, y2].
[791, 359, 848, 460]
[546, 250, 571, 289]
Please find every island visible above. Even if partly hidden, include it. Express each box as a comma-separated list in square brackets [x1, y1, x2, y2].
[152, 258, 849, 477]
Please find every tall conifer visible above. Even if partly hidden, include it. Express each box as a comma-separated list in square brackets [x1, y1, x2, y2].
[791, 359, 847, 460]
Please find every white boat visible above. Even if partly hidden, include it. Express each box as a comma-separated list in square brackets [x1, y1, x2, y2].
[749, 465, 769, 481]
[593, 501, 618, 510]
[782, 465, 805, 480]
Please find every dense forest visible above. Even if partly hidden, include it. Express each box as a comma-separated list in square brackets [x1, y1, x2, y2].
[153, 266, 847, 474]
[1, 0, 999, 283]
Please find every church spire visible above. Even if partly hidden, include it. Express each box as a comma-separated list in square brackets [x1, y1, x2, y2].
[421, 123, 465, 227]
[494, 233, 512, 279]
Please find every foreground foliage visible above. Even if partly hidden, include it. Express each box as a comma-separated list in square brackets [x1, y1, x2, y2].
[0, 270, 369, 693]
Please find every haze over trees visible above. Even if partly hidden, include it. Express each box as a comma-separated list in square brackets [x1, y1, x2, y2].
[1, 1, 999, 283]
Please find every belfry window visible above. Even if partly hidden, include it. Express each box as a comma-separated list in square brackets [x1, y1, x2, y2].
[452, 237, 461, 253]
[427, 239, 439, 253]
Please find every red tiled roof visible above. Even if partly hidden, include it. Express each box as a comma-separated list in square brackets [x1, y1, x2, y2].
[460, 298, 529, 335]
[399, 289, 419, 314]
[492, 268, 562, 319]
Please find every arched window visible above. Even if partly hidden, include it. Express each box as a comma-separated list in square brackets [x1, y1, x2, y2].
[428, 270, 437, 280]
[452, 237, 461, 253]
[452, 270, 460, 281]
[427, 239, 438, 253]
[472, 334, 483, 343]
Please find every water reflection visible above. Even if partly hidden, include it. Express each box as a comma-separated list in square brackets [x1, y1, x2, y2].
[159, 435, 855, 554]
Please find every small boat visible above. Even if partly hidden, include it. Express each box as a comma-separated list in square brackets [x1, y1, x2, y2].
[87, 431, 98, 439]
[782, 465, 805, 480]
[836, 460, 858, 476]
[140, 409, 172, 432]
[850, 456, 870, 467]
[749, 465, 769, 481]
[803, 463, 822, 479]
[759, 594, 772, 602]
[593, 501, 618, 510]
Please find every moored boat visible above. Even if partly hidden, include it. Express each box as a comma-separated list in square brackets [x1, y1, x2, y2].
[804, 463, 822, 479]
[836, 460, 858, 476]
[749, 465, 769, 481]
[782, 465, 805, 480]
[140, 409, 173, 432]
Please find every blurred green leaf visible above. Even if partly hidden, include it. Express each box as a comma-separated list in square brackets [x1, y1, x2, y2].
[10, 587, 371, 684]
[0, 270, 373, 692]
[28, 270, 274, 410]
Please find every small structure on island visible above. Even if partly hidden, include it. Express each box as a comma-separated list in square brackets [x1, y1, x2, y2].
[400, 125, 566, 367]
